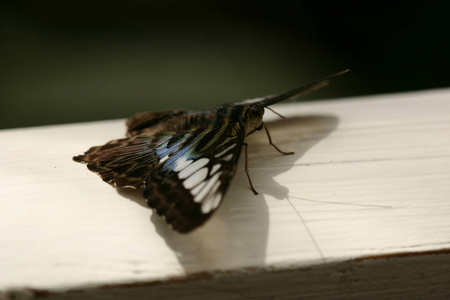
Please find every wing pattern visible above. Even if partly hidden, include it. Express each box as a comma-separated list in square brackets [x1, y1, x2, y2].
[144, 123, 245, 232]
[74, 121, 245, 233]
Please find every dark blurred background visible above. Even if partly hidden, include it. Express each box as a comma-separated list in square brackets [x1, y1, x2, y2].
[1, 1, 448, 129]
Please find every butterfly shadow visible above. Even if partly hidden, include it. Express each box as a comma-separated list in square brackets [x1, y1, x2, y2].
[245, 114, 340, 200]
[119, 114, 339, 275]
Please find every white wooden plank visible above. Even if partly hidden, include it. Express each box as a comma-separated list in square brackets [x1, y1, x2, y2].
[1, 88, 450, 298]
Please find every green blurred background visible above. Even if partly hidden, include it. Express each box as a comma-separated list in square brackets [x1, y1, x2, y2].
[1, 1, 448, 129]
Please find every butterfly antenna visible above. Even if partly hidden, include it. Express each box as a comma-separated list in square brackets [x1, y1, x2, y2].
[261, 69, 349, 107]
[266, 106, 286, 119]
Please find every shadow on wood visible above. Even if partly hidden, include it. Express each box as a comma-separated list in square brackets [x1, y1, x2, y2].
[245, 115, 340, 199]
[118, 115, 338, 274]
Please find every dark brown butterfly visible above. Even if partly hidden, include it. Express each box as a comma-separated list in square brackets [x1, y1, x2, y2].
[73, 70, 348, 233]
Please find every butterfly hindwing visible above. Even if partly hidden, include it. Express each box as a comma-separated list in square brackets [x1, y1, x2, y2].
[144, 122, 246, 233]
[126, 110, 191, 137]
[73, 135, 175, 188]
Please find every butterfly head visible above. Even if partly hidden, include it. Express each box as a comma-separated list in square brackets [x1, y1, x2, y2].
[223, 69, 349, 134]
[243, 103, 265, 133]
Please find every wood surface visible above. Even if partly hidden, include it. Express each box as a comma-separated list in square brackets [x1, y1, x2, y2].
[1, 89, 450, 299]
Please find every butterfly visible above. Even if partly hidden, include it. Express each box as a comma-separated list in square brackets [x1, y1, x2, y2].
[73, 70, 348, 233]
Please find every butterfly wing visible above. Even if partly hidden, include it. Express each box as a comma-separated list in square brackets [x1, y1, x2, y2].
[145, 122, 246, 232]
[126, 110, 189, 137]
[74, 109, 216, 189]
[125, 110, 218, 137]
[74, 121, 245, 233]
[73, 135, 167, 188]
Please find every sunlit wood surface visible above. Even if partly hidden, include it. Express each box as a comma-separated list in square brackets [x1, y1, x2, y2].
[1, 89, 450, 299]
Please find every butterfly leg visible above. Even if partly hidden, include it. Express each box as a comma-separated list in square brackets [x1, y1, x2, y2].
[263, 123, 295, 155]
[244, 143, 258, 195]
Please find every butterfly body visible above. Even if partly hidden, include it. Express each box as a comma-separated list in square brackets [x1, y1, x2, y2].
[74, 70, 348, 233]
